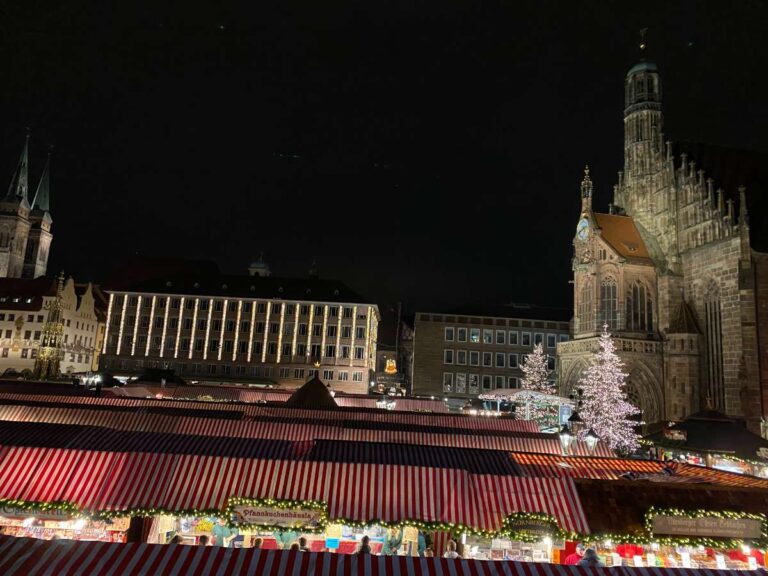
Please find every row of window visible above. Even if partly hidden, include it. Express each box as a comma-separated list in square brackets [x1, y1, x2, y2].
[116, 315, 368, 340]
[119, 296, 365, 321]
[443, 349, 556, 370]
[4, 330, 95, 348]
[579, 280, 654, 333]
[112, 332, 368, 360]
[0, 348, 91, 364]
[0, 313, 44, 323]
[442, 372, 556, 394]
[444, 327, 567, 348]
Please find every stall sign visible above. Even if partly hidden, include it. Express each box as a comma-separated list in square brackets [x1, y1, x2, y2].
[651, 515, 762, 539]
[505, 517, 553, 537]
[0, 506, 71, 522]
[232, 505, 323, 528]
[663, 429, 687, 441]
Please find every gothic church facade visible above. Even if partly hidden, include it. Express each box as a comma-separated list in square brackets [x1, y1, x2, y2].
[557, 59, 765, 428]
[0, 134, 52, 279]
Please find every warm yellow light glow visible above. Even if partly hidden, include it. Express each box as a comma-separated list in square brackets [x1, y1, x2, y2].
[188, 298, 198, 360]
[335, 308, 342, 361]
[247, 301, 256, 362]
[130, 296, 142, 356]
[173, 297, 185, 358]
[103, 293, 114, 354]
[276, 303, 286, 363]
[363, 305, 372, 364]
[218, 299, 228, 361]
[350, 305, 357, 367]
[320, 305, 329, 359]
[261, 301, 271, 363]
[203, 299, 213, 360]
[233, 300, 242, 361]
[116, 294, 127, 355]
[306, 304, 315, 358]
[160, 296, 170, 358]
[145, 296, 157, 356]
[291, 303, 299, 357]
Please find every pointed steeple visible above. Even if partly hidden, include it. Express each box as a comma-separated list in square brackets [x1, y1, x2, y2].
[581, 165, 593, 213]
[31, 151, 51, 212]
[6, 131, 30, 202]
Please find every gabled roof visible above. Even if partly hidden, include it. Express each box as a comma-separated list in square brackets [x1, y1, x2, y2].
[594, 213, 652, 261]
[284, 377, 339, 410]
[667, 300, 701, 334]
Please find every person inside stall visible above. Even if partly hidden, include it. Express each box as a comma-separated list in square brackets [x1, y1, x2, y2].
[211, 518, 239, 547]
[417, 532, 427, 557]
[382, 528, 403, 556]
[444, 540, 460, 559]
[252, 537, 263, 549]
[274, 530, 299, 549]
[168, 535, 182, 545]
[289, 542, 300, 551]
[578, 548, 604, 567]
[564, 543, 585, 565]
[357, 535, 371, 555]
[199, 535, 209, 546]
[299, 537, 310, 552]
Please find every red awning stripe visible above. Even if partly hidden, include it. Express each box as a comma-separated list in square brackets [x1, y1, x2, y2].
[0, 536, 755, 576]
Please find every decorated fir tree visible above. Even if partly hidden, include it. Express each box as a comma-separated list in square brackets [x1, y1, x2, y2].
[577, 325, 641, 453]
[520, 343, 554, 394]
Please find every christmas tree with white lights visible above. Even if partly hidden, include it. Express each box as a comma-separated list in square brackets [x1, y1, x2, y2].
[577, 325, 641, 453]
[520, 342, 554, 394]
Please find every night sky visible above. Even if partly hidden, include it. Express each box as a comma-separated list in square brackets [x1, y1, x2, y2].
[1, 1, 766, 315]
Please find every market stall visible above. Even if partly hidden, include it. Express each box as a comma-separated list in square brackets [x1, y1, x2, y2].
[0, 505, 129, 543]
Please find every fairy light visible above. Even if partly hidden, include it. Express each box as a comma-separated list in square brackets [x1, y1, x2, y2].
[320, 305, 329, 359]
[145, 296, 157, 356]
[130, 296, 142, 356]
[306, 304, 315, 358]
[218, 299, 228, 361]
[103, 293, 114, 354]
[350, 305, 357, 367]
[276, 303, 286, 363]
[233, 300, 242, 362]
[203, 299, 213, 360]
[159, 296, 171, 359]
[247, 301, 256, 362]
[188, 298, 198, 360]
[291, 303, 300, 356]
[261, 301, 271, 363]
[173, 297, 185, 358]
[362, 305, 372, 365]
[116, 294, 127, 355]
[334, 307, 342, 362]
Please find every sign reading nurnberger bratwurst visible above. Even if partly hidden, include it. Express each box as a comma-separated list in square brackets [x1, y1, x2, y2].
[232, 505, 323, 529]
[652, 515, 762, 539]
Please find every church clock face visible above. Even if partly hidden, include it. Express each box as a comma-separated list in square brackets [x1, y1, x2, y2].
[576, 217, 590, 241]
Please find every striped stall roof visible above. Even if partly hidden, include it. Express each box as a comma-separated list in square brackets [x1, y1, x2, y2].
[2, 536, 753, 576]
[511, 453, 768, 489]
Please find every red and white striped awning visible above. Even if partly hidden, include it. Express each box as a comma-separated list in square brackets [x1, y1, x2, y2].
[0, 536, 752, 576]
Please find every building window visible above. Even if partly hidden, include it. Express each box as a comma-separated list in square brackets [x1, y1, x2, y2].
[522, 332, 531, 346]
[495, 353, 505, 368]
[207, 364, 217, 375]
[456, 350, 467, 365]
[212, 319, 222, 331]
[534, 333, 543, 346]
[312, 324, 322, 337]
[257, 303, 267, 313]
[329, 307, 338, 318]
[457, 328, 467, 342]
[300, 305, 309, 316]
[21, 349, 28, 358]
[268, 342, 278, 355]
[224, 340, 233, 353]
[443, 349, 454, 364]
[442, 372, 454, 392]
[578, 282, 594, 333]
[255, 322, 265, 334]
[24, 330, 31, 339]
[495, 330, 506, 345]
[238, 341, 247, 353]
[627, 281, 653, 332]
[547, 356, 556, 370]
[508, 376, 518, 388]
[355, 326, 366, 339]
[338, 371, 349, 381]
[343, 307, 352, 318]
[294, 368, 305, 379]
[354, 347, 364, 359]
[299, 324, 308, 336]
[1, 348, 7, 358]
[482, 375, 492, 390]
[468, 374, 479, 394]
[325, 345, 336, 358]
[253, 341, 263, 355]
[469, 351, 479, 366]
[341, 345, 350, 359]
[199, 300, 209, 311]
[341, 326, 351, 338]
[704, 284, 725, 409]
[213, 301, 223, 312]
[327, 325, 337, 337]
[455, 373, 467, 393]
[483, 329, 493, 344]
[297, 343, 306, 356]
[311, 344, 322, 358]
[33, 331, 41, 340]
[226, 320, 236, 332]
[600, 277, 618, 330]
[559, 334, 569, 342]
[270, 323, 279, 334]
[547, 334, 556, 348]
[495, 375, 505, 389]
[508, 353, 518, 368]
[482, 352, 492, 367]
[352, 371, 363, 382]
[279, 367, 290, 378]
[444, 327, 454, 342]
[242, 302, 251, 313]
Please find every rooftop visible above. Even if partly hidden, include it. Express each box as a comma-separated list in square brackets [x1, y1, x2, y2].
[594, 213, 652, 261]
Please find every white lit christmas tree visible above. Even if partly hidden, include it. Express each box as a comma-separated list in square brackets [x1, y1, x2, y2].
[577, 325, 641, 453]
[520, 343, 554, 394]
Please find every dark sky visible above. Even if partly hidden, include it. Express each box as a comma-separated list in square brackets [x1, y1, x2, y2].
[1, 1, 766, 314]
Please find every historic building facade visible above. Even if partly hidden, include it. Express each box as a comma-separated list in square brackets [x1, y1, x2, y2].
[410, 305, 570, 399]
[0, 275, 105, 376]
[0, 135, 53, 279]
[558, 59, 765, 428]
[100, 267, 379, 393]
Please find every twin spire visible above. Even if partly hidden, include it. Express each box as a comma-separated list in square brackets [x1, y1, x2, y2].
[5, 131, 51, 212]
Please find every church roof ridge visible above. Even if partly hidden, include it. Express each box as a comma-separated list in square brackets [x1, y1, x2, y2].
[593, 212, 652, 261]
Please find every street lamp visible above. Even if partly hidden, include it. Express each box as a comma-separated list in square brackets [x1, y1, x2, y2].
[559, 425, 574, 455]
[568, 411, 585, 435]
[584, 428, 599, 455]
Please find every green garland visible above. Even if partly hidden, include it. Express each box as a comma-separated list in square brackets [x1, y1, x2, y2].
[500, 512, 574, 542]
[0, 499, 82, 515]
[224, 497, 329, 533]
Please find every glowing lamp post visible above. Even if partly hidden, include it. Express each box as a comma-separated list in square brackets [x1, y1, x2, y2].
[584, 428, 600, 455]
[558, 425, 574, 455]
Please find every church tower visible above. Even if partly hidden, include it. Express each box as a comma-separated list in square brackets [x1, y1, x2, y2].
[0, 134, 32, 278]
[23, 152, 53, 278]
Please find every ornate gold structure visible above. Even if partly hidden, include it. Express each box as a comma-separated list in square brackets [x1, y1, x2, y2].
[33, 273, 65, 380]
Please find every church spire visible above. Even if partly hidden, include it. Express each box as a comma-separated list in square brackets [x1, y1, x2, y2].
[6, 131, 30, 202]
[31, 151, 51, 212]
[581, 165, 593, 213]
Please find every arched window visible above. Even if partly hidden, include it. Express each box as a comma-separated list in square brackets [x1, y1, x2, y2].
[704, 282, 724, 409]
[0, 227, 9, 248]
[600, 277, 618, 330]
[626, 281, 653, 332]
[578, 282, 594, 334]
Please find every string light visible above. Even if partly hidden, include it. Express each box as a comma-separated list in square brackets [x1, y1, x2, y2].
[276, 303, 286, 363]
[203, 299, 213, 360]
[174, 297, 185, 359]
[261, 301, 271, 363]
[130, 296, 142, 356]
[350, 306, 357, 367]
[160, 296, 171, 359]
[218, 299, 228, 361]
[188, 298, 198, 360]
[102, 293, 114, 355]
[116, 294, 127, 355]
[320, 305, 329, 360]
[306, 304, 315, 360]
[291, 303, 300, 357]
[233, 300, 242, 362]
[335, 307, 342, 363]
[247, 300, 256, 362]
[145, 296, 156, 356]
